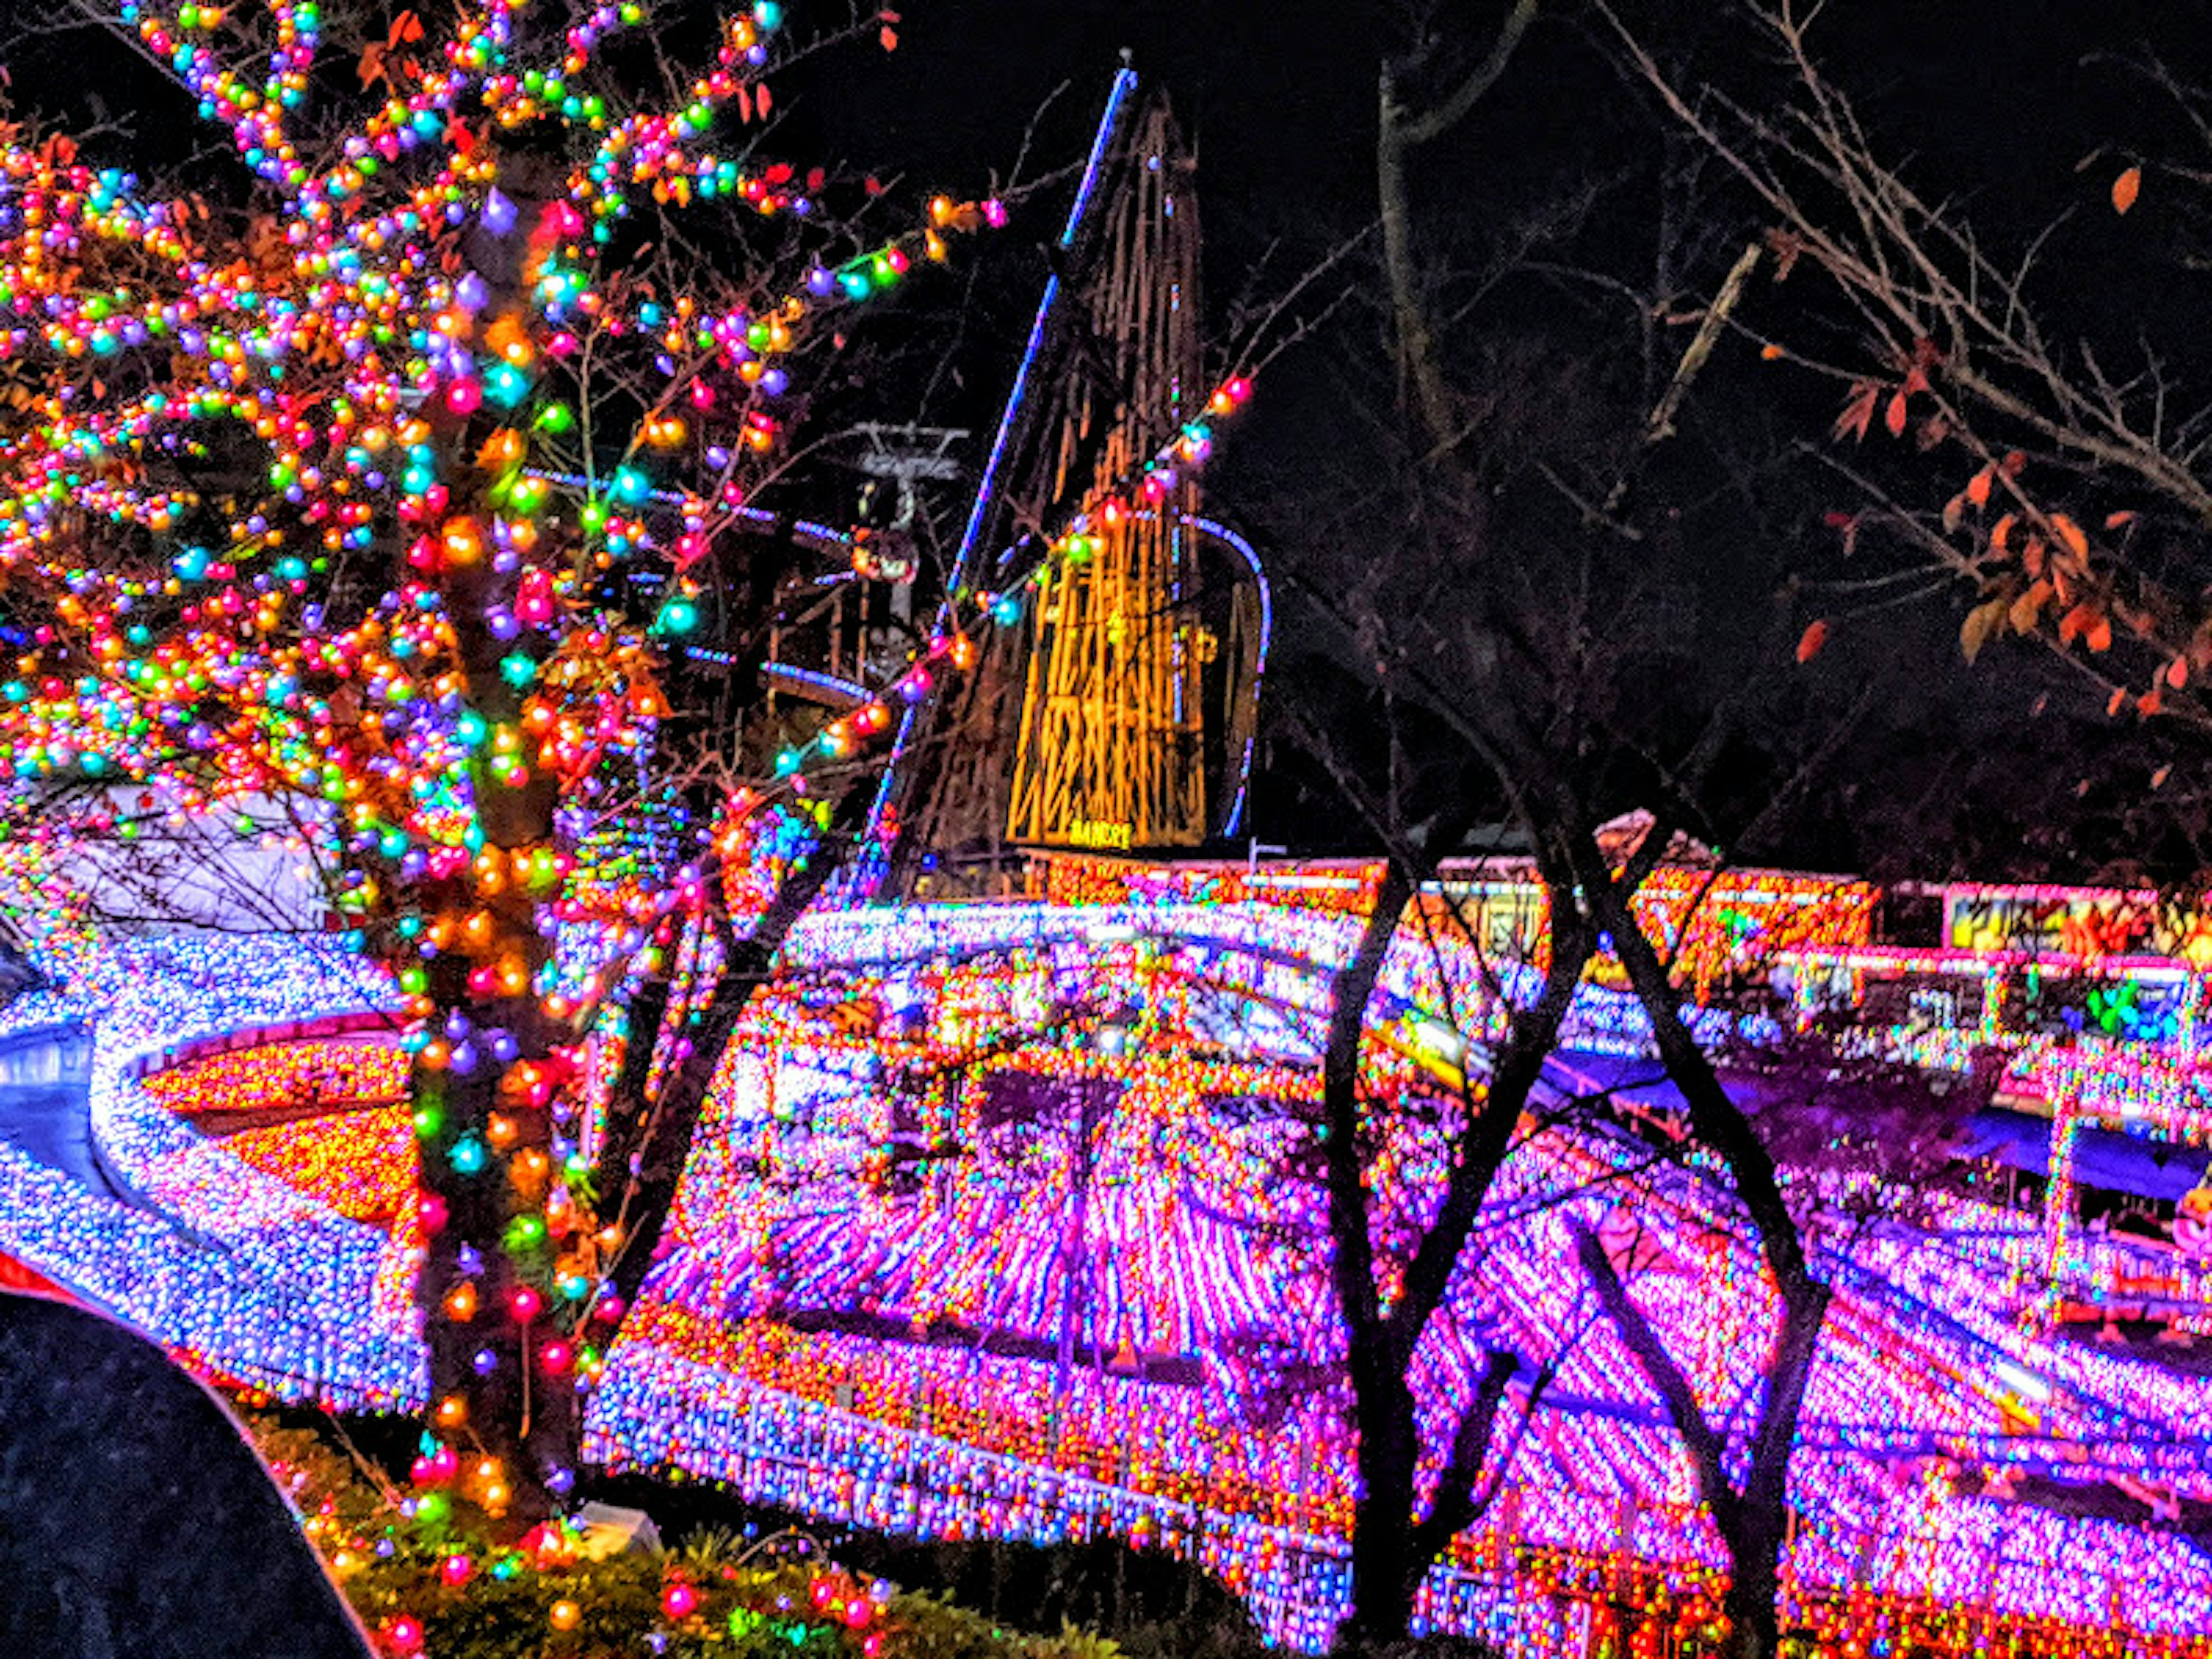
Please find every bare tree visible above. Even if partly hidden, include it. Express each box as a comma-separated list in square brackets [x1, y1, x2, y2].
[1605, 2, 2212, 746]
[1255, 6, 1898, 1648]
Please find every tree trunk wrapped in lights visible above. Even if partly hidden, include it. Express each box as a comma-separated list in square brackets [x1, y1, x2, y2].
[0, 0, 996, 1531]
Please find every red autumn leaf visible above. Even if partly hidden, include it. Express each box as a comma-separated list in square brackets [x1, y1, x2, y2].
[2141, 687, 2165, 716]
[2168, 657, 2190, 690]
[1991, 513, 2016, 554]
[1834, 382, 1879, 443]
[765, 162, 794, 185]
[880, 24, 900, 50]
[2000, 449, 2027, 478]
[2154, 764, 2174, 789]
[806, 168, 827, 192]
[736, 85, 753, 123]
[2105, 510, 2137, 529]
[2088, 616, 2113, 653]
[1884, 389, 1910, 437]
[864, 175, 885, 196]
[2109, 685, 2130, 717]
[1796, 619, 1829, 662]
[2113, 166, 2142, 214]
[756, 82, 773, 116]
[2059, 602, 2098, 645]
[389, 8, 424, 47]
[1760, 342, 1785, 360]
[1966, 466, 1993, 508]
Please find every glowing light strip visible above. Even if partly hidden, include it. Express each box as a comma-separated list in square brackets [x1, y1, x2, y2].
[524, 468, 852, 555]
[950, 65, 1137, 596]
[872, 67, 1140, 842]
[763, 662, 871, 704]
[1192, 516, 1270, 838]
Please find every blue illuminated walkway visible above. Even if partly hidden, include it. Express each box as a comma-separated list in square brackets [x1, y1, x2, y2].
[0, 1023, 113, 1200]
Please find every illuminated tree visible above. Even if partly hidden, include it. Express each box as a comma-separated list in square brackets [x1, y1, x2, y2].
[0, 0, 994, 1528]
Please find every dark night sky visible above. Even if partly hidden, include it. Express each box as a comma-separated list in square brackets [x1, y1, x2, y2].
[10, 2, 2212, 877]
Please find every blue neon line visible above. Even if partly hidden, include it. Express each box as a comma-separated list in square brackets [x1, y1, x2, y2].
[1062, 66, 1138, 250]
[522, 468, 852, 554]
[763, 661, 871, 704]
[873, 66, 1140, 846]
[947, 274, 1059, 594]
[870, 700, 922, 831]
[948, 65, 1138, 598]
[1192, 516, 1271, 839]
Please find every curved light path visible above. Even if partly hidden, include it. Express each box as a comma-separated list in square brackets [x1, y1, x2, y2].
[1, 895, 2209, 1651]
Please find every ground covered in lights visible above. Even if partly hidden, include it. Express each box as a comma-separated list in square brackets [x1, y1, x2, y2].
[6, 895, 2212, 1656]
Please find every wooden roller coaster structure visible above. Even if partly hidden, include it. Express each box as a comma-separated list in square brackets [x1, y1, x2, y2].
[881, 69, 1266, 872]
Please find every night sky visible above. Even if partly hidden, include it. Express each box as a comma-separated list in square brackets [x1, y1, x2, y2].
[9, 2, 2212, 877]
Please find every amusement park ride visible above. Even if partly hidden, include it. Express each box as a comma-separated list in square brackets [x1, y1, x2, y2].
[859, 68, 1267, 876]
[17, 50, 2212, 1659]
[577, 66, 1263, 886]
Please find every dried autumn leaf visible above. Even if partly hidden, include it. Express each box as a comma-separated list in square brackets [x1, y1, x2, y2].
[1961, 598, 2006, 664]
[1764, 227, 1805, 281]
[1796, 619, 1829, 663]
[1834, 382, 1879, 443]
[2113, 166, 2142, 214]
[2051, 513, 2089, 561]
[2009, 581, 2050, 634]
